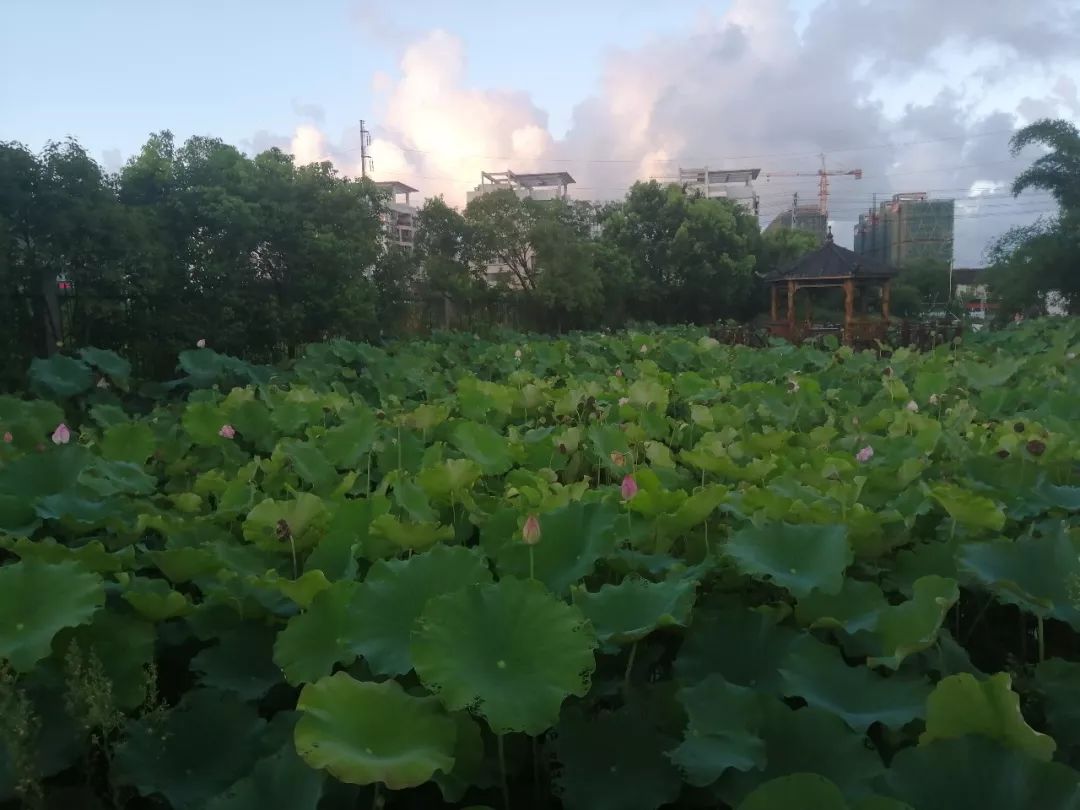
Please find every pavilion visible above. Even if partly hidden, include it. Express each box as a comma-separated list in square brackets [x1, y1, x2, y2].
[763, 231, 899, 345]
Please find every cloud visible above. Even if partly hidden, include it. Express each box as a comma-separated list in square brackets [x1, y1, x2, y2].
[291, 100, 325, 123]
[262, 0, 1078, 262]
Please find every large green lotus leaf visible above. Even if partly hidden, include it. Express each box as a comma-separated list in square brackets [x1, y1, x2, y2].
[778, 635, 929, 732]
[495, 501, 619, 595]
[100, 421, 156, 464]
[319, 408, 378, 469]
[865, 575, 959, 670]
[958, 525, 1080, 627]
[243, 494, 329, 552]
[434, 711, 490, 802]
[675, 606, 798, 692]
[348, 545, 492, 676]
[148, 546, 222, 582]
[192, 624, 283, 700]
[29, 354, 94, 398]
[928, 482, 1005, 532]
[664, 485, 728, 533]
[392, 474, 438, 522]
[1035, 659, 1080, 750]
[0, 559, 104, 672]
[715, 702, 885, 807]
[412, 577, 597, 735]
[369, 513, 454, 552]
[554, 707, 682, 810]
[294, 673, 455, 790]
[274, 580, 358, 685]
[307, 497, 388, 575]
[115, 689, 265, 810]
[920, 672, 1055, 760]
[0, 444, 88, 499]
[737, 774, 848, 810]
[122, 576, 192, 620]
[53, 609, 155, 709]
[3, 536, 133, 573]
[0, 494, 40, 536]
[79, 346, 131, 383]
[260, 569, 331, 609]
[669, 675, 766, 786]
[275, 439, 338, 493]
[417, 458, 483, 503]
[206, 744, 323, 810]
[795, 579, 888, 634]
[884, 736, 1080, 810]
[450, 421, 514, 475]
[586, 424, 633, 474]
[77, 456, 156, 496]
[572, 577, 696, 645]
[629, 378, 670, 410]
[724, 523, 852, 598]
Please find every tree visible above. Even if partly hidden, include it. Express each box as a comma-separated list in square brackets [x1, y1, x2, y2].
[889, 257, 953, 317]
[759, 228, 819, 275]
[600, 182, 762, 323]
[414, 197, 490, 327]
[1011, 118, 1080, 210]
[982, 118, 1080, 317]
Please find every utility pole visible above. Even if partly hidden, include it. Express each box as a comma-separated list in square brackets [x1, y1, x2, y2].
[359, 119, 372, 178]
[791, 192, 798, 229]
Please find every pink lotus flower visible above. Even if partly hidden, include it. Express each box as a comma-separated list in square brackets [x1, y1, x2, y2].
[218, 424, 236, 439]
[196, 338, 207, 348]
[2, 431, 12, 443]
[856, 445, 874, 463]
[905, 400, 919, 413]
[621, 474, 639, 501]
[51, 423, 71, 445]
[618, 397, 630, 407]
[522, 514, 541, 545]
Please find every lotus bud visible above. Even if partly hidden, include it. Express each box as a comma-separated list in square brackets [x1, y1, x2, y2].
[905, 400, 919, 413]
[615, 367, 623, 378]
[610, 450, 626, 467]
[2, 432, 11, 443]
[929, 394, 940, 405]
[618, 397, 630, 407]
[51, 423, 71, 445]
[621, 474, 639, 501]
[218, 424, 236, 439]
[522, 514, 541, 545]
[855, 445, 874, 463]
[196, 338, 207, 348]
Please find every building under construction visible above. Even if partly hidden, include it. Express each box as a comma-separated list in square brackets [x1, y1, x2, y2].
[765, 205, 828, 244]
[854, 193, 955, 267]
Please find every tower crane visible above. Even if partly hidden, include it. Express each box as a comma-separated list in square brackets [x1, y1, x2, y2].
[763, 153, 862, 219]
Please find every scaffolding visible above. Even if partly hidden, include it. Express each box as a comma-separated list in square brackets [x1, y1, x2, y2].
[467, 171, 575, 203]
[854, 193, 955, 267]
[765, 205, 828, 243]
[678, 167, 760, 214]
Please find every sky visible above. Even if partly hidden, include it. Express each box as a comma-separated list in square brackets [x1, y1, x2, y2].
[3, 0, 1079, 264]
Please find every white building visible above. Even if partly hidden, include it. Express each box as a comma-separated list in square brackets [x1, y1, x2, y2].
[678, 167, 760, 214]
[375, 181, 418, 249]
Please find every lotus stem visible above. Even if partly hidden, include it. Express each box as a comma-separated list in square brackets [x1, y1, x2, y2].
[289, 535, 298, 580]
[529, 546, 535, 581]
[623, 641, 638, 695]
[497, 734, 510, 810]
[1038, 615, 1046, 662]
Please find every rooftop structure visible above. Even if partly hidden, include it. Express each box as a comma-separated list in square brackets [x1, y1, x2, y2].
[467, 171, 575, 203]
[678, 167, 760, 213]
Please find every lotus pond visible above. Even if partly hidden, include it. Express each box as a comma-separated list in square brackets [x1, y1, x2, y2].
[2, 321, 1080, 809]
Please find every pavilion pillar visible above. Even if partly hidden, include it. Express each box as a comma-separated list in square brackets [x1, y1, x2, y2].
[882, 280, 891, 321]
[787, 280, 797, 333]
[770, 285, 778, 321]
[843, 278, 855, 344]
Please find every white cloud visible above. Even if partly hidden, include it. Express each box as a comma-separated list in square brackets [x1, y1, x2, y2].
[270, 0, 1077, 262]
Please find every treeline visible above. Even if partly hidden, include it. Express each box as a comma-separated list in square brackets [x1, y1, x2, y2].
[0, 131, 817, 382]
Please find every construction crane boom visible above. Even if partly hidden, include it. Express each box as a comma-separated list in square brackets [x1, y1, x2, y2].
[763, 153, 862, 218]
